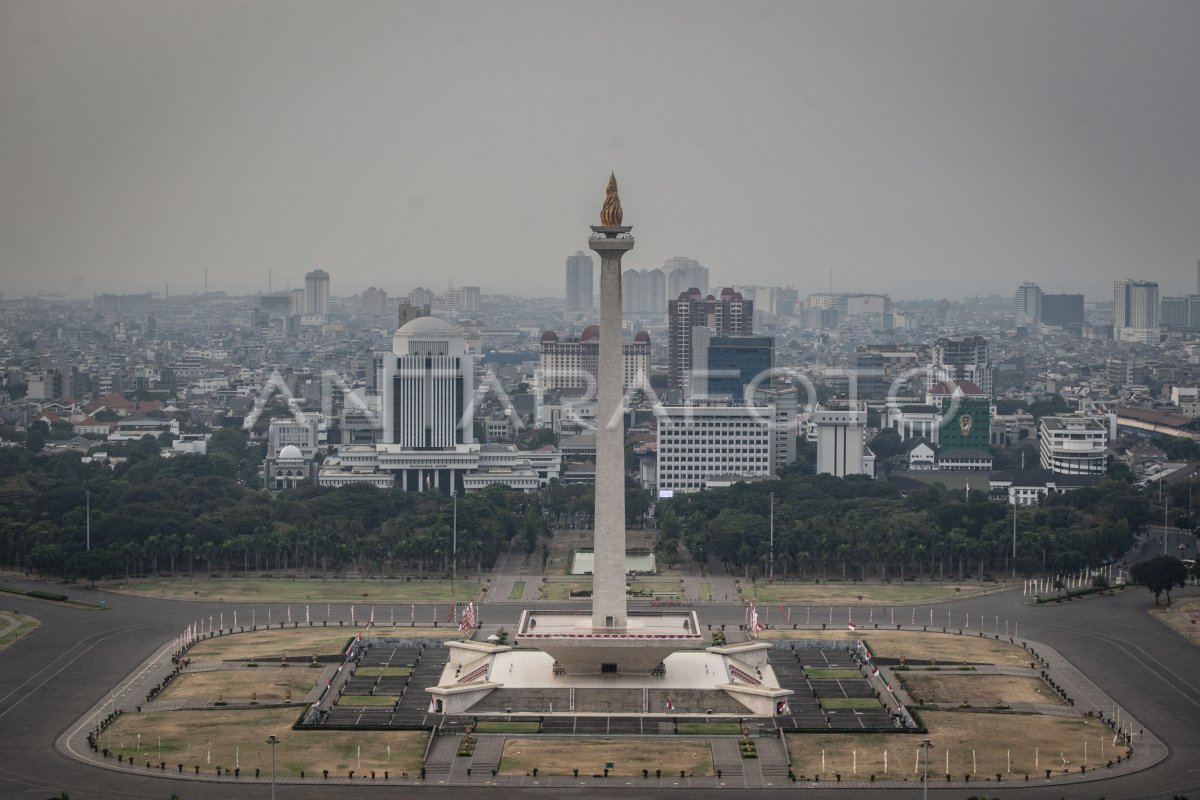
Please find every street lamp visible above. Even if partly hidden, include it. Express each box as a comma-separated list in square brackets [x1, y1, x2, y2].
[266, 735, 278, 800]
[768, 492, 775, 583]
[920, 738, 933, 800]
[86, 490, 91, 551]
[451, 492, 457, 596]
[1011, 495, 1017, 580]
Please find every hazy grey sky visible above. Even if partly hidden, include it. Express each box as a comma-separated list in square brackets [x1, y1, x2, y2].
[2, 1, 1198, 302]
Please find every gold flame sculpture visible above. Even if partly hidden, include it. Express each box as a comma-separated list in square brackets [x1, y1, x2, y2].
[600, 172, 623, 226]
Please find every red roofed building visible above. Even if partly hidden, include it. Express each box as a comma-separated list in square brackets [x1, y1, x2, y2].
[539, 328, 650, 392]
[926, 380, 987, 404]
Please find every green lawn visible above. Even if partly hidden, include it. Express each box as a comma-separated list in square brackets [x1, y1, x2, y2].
[354, 666, 412, 677]
[474, 721, 541, 733]
[109, 576, 486, 603]
[508, 581, 526, 600]
[540, 579, 590, 600]
[803, 669, 863, 680]
[676, 722, 743, 735]
[741, 581, 1005, 605]
[819, 697, 883, 709]
[337, 695, 398, 707]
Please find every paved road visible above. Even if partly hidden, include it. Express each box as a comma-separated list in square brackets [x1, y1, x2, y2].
[1, 577, 1198, 799]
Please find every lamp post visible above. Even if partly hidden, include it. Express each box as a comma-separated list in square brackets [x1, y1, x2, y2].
[768, 492, 775, 583]
[451, 492, 457, 596]
[1011, 495, 1017, 580]
[1164, 496, 1169, 555]
[266, 735, 278, 800]
[86, 490, 91, 551]
[920, 738, 933, 800]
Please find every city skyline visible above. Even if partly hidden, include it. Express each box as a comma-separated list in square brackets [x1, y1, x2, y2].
[3, 2, 1199, 301]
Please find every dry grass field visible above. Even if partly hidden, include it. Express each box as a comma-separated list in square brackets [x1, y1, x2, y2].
[787, 711, 1118, 779]
[898, 673, 1062, 707]
[160, 667, 318, 704]
[760, 629, 1034, 667]
[103, 708, 427, 777]
[499, 738, 714, 777]
[185, 627, 460, 662]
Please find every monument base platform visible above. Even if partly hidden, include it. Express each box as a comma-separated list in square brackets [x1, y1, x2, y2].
[426, 635, 792, 717]
[515, 608, 703, 674]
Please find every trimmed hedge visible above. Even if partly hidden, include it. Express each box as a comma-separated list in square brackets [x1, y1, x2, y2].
[0, 586, 69, 602]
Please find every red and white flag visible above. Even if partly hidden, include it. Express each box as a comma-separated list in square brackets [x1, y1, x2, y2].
[776, 700, 790, 715]
[665, 698, 674, 712]
[458, 602, 476, 632]
[870, 665, 879, 678]
[749, 605, 763, 638]
[448, 603, 457, 623]
[848, 621, 857, 631]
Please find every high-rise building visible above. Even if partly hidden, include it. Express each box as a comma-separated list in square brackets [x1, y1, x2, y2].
[1014, 282, 1042, 327]
[1041, 293, 1084, 326]
[689, 331, 773, 401]
[397, 300, 430, 328]
[439, 286, 481, 315]
[656, 404, 777, 493]
[381, 317, 474, 451]
[564, 251, 594, 312]
[663, 256, 709, 300]
[1161, 295, 1200, 331]
[752, 384, 798, 468]
[361, 286, 388, 316]
[620, 268, 666, 314]
[538, 328, 650, 392]
[259, 293, 292, 316]
[304, 269, 330, 315]
[408, 287, 436, 307]
[288, 288, 306, 315]
[932, 335, 993, 398]
[668, 288, 753, 395]
[1113, 279, 1160, 343]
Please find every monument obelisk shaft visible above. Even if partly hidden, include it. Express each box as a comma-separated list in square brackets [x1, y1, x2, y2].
[589, 174, 633, 630]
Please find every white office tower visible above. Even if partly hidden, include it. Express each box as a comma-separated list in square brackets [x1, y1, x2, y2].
[304, 269, 330, 315]
[1114, 279, 1160, 344]
[812, 401, 874, 478]
[383, 317, 474, 449]
[1014, 282, 1042, 327]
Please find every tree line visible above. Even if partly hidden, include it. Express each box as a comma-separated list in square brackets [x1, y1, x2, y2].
[0, 428, 1176, 585]
[0, 434, 547, 582]
[662, 471, 1154, 580]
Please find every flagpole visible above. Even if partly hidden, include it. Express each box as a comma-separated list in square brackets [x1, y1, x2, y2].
[452, 492, 457, 597]
[768, 491, 774, 583]
[1012, 496, 1017, 580]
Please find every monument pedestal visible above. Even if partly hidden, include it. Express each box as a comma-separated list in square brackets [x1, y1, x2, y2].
[516, 609, 702, 674]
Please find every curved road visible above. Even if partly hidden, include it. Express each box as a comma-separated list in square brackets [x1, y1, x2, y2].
[0, 579, 1197, 799]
